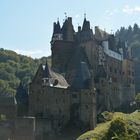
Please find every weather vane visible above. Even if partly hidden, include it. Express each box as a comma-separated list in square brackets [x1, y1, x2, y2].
[84, 13, 86, 19]
[64, 12, 67, 20]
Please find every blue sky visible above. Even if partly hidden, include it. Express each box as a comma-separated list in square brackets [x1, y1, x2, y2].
[0, 0, 140, 58]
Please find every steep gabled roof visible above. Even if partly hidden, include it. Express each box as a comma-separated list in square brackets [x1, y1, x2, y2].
[42, 61, 69, 89]
[43, 62, 50, 78]
[94, 26, 109, 41]
[49, 69, 69, 89]
[82, 18, 90, 31]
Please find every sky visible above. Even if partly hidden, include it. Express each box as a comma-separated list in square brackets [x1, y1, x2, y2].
[0, 0, 140, 58]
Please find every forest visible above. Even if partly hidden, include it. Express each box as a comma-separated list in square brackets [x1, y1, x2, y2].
[0, 48, 49, 96]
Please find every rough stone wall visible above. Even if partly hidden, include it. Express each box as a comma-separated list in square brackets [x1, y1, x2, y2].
[29, 83, 71, 128]
[82, 39, 123, 110]
[0, 105, 17, 119]
[97, 78, 107, 111]
[122, 59, 135, 102]
[104, 55, 123, 109]
[82, 40, 98, 74]
[79, 90, 96, 129]
[12, 117, 35, 140]
[35, 118, 52, 140]
[51, 40, 75, 73]
[0, 120, 13, 140]
[0, 118, 35, 140]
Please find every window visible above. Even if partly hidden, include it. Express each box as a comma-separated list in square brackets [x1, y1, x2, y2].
[63, 100, 65, 104]
[37, 96, 40, 102]
[114, 68, 117, 74]
[72, 94, 77, 98]
[56, 99, 58, 104]
[132, 80, 135, 84]
[59, 109, 62, 114]
[85, 105, 88, 109]
[101, 80, 104, 84]
[128, 70, 131, 75]
[113, 77, 117, 82]
[119, 70, 121, 75]
[110, 67, 112, 72]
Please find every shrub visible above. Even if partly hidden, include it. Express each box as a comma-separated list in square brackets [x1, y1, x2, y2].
[103, 118, 137, 140]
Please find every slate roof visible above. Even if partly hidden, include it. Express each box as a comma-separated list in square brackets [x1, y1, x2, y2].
[94, 26, 109, 41]
[43, 62, 69, 89]
[71, 61, 91, 90]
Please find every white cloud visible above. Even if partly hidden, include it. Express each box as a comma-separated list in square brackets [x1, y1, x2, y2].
[104, 9, 119, 21]
[105, 9, 119, 17]
[75, 14, 80, 18]
[14, 49, 44, 58]
[122, 5, 140, 14]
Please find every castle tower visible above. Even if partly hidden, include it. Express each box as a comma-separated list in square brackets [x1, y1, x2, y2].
[76, 16, 93, 42]
[51, 17, 76, 73]
[51, 20, 63, 44]
[82, 17, 90, 31]
[61, 17, 74, 41]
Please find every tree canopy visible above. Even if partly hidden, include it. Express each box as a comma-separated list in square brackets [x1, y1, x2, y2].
[0, 49, 50, 96]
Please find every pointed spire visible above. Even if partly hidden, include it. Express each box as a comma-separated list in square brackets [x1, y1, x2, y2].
[84, 12, 86, 19]
[53, 18, 61, 34]
[82, 14, 90, 31]
[56, 20, 61, 32]
[44, 61, 50, 78]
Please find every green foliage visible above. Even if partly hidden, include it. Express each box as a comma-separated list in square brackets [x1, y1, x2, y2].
[0, 114, 6, 121]
[135, 93, 140, 101]
[101, 111, 113, 121]
[77, 111, 140, 140]
[0, 48, 50, 96]
[103, 118, 136, 140]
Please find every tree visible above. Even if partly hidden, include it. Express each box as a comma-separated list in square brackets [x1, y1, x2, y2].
[135, 93, 140, 101]
[103, 118, 136, 140]
[0, 48, 50, 96]
[133, 23, 139, 34]
[0, 80, 9, 95]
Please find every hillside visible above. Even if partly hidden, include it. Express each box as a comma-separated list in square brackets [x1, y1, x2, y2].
[77, 110, 140, 140]
[0, 48, 50, 96]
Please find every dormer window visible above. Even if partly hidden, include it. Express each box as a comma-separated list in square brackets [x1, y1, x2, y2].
[52, 34, 63, 41]
[42, 78, 50, 86]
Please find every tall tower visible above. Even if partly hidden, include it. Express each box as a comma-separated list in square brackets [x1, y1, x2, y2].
[61, 17, 74, 41]
[76, 16, 93, 42]
[51, 20, 63, 44]
[51, 17, 75, 73]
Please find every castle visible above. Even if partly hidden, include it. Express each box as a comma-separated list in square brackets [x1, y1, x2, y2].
[29, 16, 135, 130]
[0, 16, 136, 140]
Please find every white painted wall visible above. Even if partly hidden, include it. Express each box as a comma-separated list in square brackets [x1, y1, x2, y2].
[102, 41, 123, 61]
